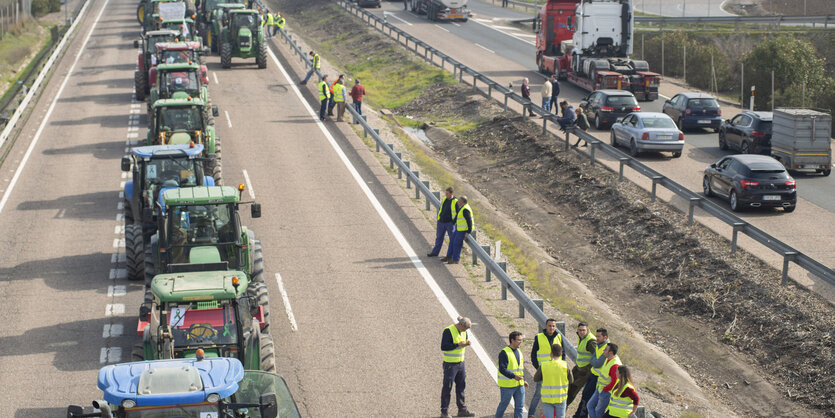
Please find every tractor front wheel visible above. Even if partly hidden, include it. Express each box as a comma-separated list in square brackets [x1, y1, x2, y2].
[256, 42, 267, 69]
[131, 342, 145, 361]
[247, 281, 270, 333]
[134, 71, 146, 101]
[259, 333, 276, 373]
[220, 42, 232, 68]
[143, 235, 158, 307]
[125, 224, 144, 281]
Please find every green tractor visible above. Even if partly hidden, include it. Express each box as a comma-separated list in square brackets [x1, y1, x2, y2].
[133, 29, 180, 102]
[147, 98, 221, 183]
[137, 0, 194, 33]
[197, 0, 247, 53]
[147, 62, 217, 129]
[218, 9, 267, 69]
[159, 17, 201, 43]
[142, 186, 266, 328]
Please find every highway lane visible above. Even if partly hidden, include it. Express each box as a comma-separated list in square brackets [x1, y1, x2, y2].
[466, 0, 734, 17]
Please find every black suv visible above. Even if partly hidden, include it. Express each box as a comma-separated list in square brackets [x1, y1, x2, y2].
[703, 155, 796, 212]
[718, 111, 773, 155]
[579, 90, 640, 130]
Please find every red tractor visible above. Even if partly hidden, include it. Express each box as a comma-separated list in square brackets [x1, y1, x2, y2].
[149, 41, 209, 92]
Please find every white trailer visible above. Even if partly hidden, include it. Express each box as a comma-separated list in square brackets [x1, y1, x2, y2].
[408, 0, 470, 22]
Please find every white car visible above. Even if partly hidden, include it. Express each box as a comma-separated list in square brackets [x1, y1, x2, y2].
[611, 112, 685, 158]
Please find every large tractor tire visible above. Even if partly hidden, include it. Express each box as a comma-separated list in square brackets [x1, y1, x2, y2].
[184, 0, 196, 16]
[123, 198, 134, 224]
[259, 333, 276, 373]
[205, 137, 222, 185]
[143, 235, 158, 307]
[131, 342, 145, 361]
[246, 281, 270, 333]
[247, 230, 264, 283]
[220, 42, 232, 69]
[125, 224, 145, 281]
[256, 42, 267, 69]
[134, 71, 147, 101]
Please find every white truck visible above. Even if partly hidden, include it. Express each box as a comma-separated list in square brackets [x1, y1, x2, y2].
[407, 0, 470, 22]
[771, 108, 832, 176]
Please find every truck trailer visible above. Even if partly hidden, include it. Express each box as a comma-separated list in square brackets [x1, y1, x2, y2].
[408, 0, 470, 22]
[771, 108, 832, 176]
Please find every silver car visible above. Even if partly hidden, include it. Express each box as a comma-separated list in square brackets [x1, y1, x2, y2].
[610, 112, 685, 158]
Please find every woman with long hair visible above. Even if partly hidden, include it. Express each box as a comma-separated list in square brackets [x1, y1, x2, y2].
[603, 366, 639, 418]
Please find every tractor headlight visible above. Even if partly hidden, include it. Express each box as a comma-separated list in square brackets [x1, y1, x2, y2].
[206, 393, 221, 403]
[121, 399, 137, 409]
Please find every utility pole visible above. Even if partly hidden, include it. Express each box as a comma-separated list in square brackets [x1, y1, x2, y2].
[771, 71, 775, 111]
[740, 62, 744, 109]
[750, 86, 755, 111]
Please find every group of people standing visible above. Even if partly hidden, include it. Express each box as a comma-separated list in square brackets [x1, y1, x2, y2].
[259, 10, 285, 38]
[520, 76, 590, 146]
[427, 187, 473, 265]
[441, 317, 639, 418]
[299, 51, 367, 123]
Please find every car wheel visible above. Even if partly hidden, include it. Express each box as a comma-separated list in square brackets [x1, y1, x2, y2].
[784, 205, 796, 213]
[672, 151, 682, 158]
[822, 169, 831, 177]
[703, 176, 713, 197]
[718, 131, 728, 150]
[610, 131, 617, 147]
[629, 139, 639, 157]
[729, 190, 741, 212]
[595, 113, 602, 130]
[741, 141, 751, 154]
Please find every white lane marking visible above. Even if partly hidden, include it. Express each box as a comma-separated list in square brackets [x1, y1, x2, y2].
[275, 273, 298, 332]
[113, 238, 124, 248]
[111, 253, 126, 264]
[107, 285, 126, 297]
[434, 24, 450, 32]
[470, 18, 535, 46]
[100, 347, 122, 363]
[105, 304, 125, 316]
[213, 72, 219, 84]
[224, 110, 232, 128]
[475, 43, 495, 54]
[242, 169, 255, 199]
[268, 47, 499, 382]
[114, 225, 124, 234]
[109, 268, 127, 280]
[0, 0, 110, 215]
[473, 18, 492, 23]
[116, 213, 124, 222]
[452, 22, 461, 27]
[384, 10, 413, 26]
[116, 201, 124, 210]
[102, 324, 124, 338]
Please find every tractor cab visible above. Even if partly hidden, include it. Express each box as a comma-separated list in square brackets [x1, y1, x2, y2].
[228, 9, 259, 52]
[218, 9, 267, 69]
[137, 0, 183, 32]
[159, 17, 199, 42]
[155, 40, 204, 65]
[66, 357, 298, 418]
[150, 98, 210, 146]
[150, 63, 207, 102]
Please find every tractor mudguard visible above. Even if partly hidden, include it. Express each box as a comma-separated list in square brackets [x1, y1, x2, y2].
[206, 127, 216, 154]
[146, 131, 152, 146]
[125, 180, 134, 201]
[245, 318, 261, 370]
[204, 176, 215, 186]
[149, 67, 157, 86]
[138, 53, 145, 73]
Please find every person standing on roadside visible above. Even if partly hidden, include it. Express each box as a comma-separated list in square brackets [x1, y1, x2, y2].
[550, 74, 561, 114]
[350, 79, 366, 123]
[264, 11, 274, 38]
[318, 74, 331, 121]
[541, 77, 553, 115]
[566, 322, 596, 406]
[443, 196, 472, 264]
[603, 366, 639, 418]
[521, 78, 535, 117]
[502, 0, 509, 7]
[333, 76, 348, 122]
[441, 316, 476, 418]
[572, 107, 590, 147]
[528, 319, 564, 418]
[428, 187, 457, 258]
[300, 51, 320, 85]
[495, 331, 527, 418]
[274, 13, 285, 37]
[572, 329, 609, 418]
[328, 75, 343, 117]
[534, 344, 573, 418]
[587, 344, 621, 418]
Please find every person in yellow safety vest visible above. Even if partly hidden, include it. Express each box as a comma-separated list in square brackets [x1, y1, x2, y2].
[574, 328, 610, 418]
[495, 331, 527, 418]
[333, 76, 348, 122]
[444, 195, 472, 264]
[300, 51, 320, 85]
[603, 366, 639, 418]
[317, 74, 331, 121]
[534, 343, 574, 418]
[428, 186, 457, 258]
[587, 343, 621, 418]
[327, 74, 343, 117]
[528, 318, 565, 417]
[264, 12, 274, 38]
[567, 322, 597, 407]
[273, 13, 285, 37]
[440, 316, 475, 418]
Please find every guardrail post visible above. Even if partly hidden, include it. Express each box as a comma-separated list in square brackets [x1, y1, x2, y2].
[399, 161, 409, 180]
[503, 92, 511, 111]
[458, 65, 464, 82]
[515, 280, 526, 318]
[782, 252, 797, 285]
[650, 176, 664, 202]
[431, 191, 440, 211]
[731, 222, 746, 254]
[474, 244, 490, 266]
[617, 158, 629, 180]
[411, 171, 419, 193]
[473, 75, 478, 91]
[523, 103, 530, 120]
[391, 152, 401, 170]
[688, 197, 701, 225]
[533, 299, 545, 327]
[420, 181, 429, 202]
[542, 115, 548, 134]
[589, 141, 597, 165]
[487, 82, 494, 97]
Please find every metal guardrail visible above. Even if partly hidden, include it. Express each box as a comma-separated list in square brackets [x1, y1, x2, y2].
[636, 14, 835, 28]
[331, 0, 835, 288]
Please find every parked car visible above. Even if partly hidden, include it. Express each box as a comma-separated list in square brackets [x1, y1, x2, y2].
[355, 0, 382, 7]
[719, 111, 773, 155]
[662, 92, 722, 131]
[610, 112, 684, 158]
[703, 155, 796, 212]
[579, 90, 641, 130]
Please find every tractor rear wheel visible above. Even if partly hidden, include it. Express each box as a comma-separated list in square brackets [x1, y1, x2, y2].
[134, 71, 146, 101]
[247, 281, 270, 333]
[143, 235, 158, 307]
[205, 137, 222, 185]
[125, 224, 144, 281]
[123, 198, 134, 224]
[131, 342, 145, 361]
[256, 42, 267, 69]
[247, 230, 264, 283]
[259, 333, 276, 373]
[220, 42, 232, 69]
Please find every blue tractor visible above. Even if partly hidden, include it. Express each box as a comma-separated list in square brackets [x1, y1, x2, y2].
[121, 143, 215, 282]
[66, 356, 301, 417]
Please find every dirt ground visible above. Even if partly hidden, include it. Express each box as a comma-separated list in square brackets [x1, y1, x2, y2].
[397, 85, 834, 417]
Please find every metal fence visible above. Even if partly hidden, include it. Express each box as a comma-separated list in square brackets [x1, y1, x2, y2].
[330, 0, 835, 288]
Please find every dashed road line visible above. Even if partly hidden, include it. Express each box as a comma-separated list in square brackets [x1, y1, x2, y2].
[213, 72, 219, 84]
[224, 110, 232, 128]
[242, 169, 255, 199]
[102, 323, 124, 338]
[100, 347, 123, 363]
[384, 10, 413, 26]
[475, 43, 495, 54]
[434, 24, 449, 32]
[275, 273, 298, 332]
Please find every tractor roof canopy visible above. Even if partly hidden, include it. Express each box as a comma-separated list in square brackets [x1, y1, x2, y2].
[155, 40, 201, 51]
[132, 143, 204, 159]
[163, 185, 240, 206]
[156, 62, 201, 71]
[97, 357, 243, 407]
[153, 97, 206, 108]
[151, 270, 249, 302]
[217, 3, 246, 9]
[146, 29, 179, 37]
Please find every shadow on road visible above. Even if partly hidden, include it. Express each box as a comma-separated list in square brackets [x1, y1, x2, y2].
[16, 191, 122, 219]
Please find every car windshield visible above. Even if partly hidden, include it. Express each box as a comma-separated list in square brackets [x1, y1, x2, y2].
[163, 71, 199, 92]
[160, 50, 195, 64]
[167, 203, 239, 266]
[233, 13, 256, 28]
[606, 96, 638, 106]
[641, 117, 676, 129]
[158, 106, 202, 131]
[165, 304, 238, 348]
[687, 98, 719, 109]
[125, 403, 220, 417]
[748, 169, 788, 179]
[234, 372, 302, 418]
[144, 157, 199, 189]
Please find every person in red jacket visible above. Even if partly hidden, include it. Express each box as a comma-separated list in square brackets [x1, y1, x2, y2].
[349, 79, 366, 123]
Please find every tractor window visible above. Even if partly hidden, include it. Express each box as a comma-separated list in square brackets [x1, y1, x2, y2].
[168, 203, 238, 265]
[233, 13, 257, 28]
[167, 305, 239, 348]
[125, 404, 221, 418]
[163, 71, 199, 92]
[158, 106, 203, 132]
[160, 49, 194, 64]
[145, 157, 198, 189]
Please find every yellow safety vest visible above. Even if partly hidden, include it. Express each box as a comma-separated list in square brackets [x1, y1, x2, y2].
[595, 355, 621, 393]
[276, 16, 285, 28]
[455, 204, 473, 232]
[318, 81, 331, 101]
[266, 13, 274, 25]
[605, 382, 635, 417]
[312, 53, 320, 69]
[497, 347, 524, 388]
[535, 332, 562, 365]
[437, 196, 458, 221]
[333, 82, 345, 102]
[442, 324, 466, 363]
[575, 333, 594, 368]
[540, 359, 569, 404]
[590, 342, 608, 377]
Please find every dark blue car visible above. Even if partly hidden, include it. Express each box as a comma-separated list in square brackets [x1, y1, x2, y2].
[662, 92, 722, 132]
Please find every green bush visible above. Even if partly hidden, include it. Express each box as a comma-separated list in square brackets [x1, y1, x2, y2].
[32, 0, 61, 17]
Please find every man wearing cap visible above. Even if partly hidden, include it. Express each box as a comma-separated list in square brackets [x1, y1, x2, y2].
[441, 316, 476, 418]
